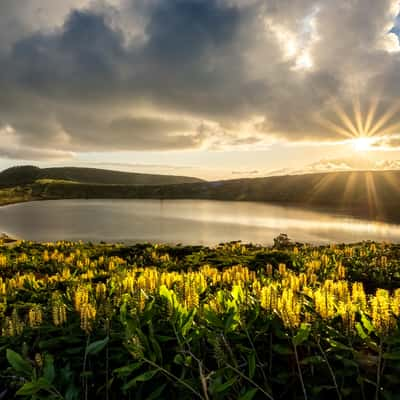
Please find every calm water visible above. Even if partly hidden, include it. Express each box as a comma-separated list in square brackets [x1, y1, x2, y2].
[0, 199, 400, 245]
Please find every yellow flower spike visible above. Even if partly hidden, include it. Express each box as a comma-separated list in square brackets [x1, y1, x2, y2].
[28, 306, 43, 328]
[371, 289, 393, 336]
[337, 262, 346, 279]
[278, 264, 287, 276]
[351, 282, 367, 309]
[260, 284, 277, 312]
[0, 255, 7, 268]
[80, 303, 97, 333]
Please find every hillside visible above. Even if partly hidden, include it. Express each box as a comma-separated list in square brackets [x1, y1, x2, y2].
[28, 169, 400, 222]
[2, 168, 400, 222]
[0, 165, 203, 188]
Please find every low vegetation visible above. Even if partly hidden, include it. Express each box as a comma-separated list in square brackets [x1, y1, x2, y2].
[1, 238, 400, 399]
[0, 187, 32, 207]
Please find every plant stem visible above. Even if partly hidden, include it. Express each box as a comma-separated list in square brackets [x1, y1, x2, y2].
[226, 363, 275, 400]
[142, 357, 204, 399]
[375, 337, 383, 400]
[245, 327, 271, 393]
[106, 319, 110, 400]
[316, 338, 342, 400]
[293, 342, 307, 400]
[82, 335, 90, 400]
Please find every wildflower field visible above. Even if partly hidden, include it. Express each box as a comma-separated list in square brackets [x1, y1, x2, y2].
[1, 239, 400, 400]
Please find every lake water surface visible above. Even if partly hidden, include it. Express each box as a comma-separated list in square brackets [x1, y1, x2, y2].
[0, 199, 399, 245]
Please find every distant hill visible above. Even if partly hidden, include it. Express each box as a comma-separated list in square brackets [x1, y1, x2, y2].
[2, 168, 400, 222]
[0, 165, 203, 188]
[29, 169, 400, 222]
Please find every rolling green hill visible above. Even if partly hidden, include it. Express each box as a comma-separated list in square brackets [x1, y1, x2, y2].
[0, 165, 203, 188]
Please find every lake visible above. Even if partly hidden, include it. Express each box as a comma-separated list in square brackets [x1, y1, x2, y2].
[0, 199, 399, 245]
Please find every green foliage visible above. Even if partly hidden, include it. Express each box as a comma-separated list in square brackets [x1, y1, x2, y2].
[0, 240, 400, 399]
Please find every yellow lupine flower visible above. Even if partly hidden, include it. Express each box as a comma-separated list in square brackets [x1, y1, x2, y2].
[80, 303, 97, 333]
[28, 306, 43, 328]
[371, 289, 393, 336]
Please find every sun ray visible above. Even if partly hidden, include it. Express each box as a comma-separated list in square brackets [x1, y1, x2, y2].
[363, 96, 380, 135]
[351, 92, 364, 136]
[367, 100, 400, 137]
[315, 115, 355, 139]
[341, 172, 358, 206]
[365, 172, 385, 219]
[382, 171, 400, 193]
[307, 173, 339, 203]
[331, 102, 359, 137]
[378, 122, 400, 136]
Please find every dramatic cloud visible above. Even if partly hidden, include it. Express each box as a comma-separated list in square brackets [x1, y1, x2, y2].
[1, 0, 400, 159]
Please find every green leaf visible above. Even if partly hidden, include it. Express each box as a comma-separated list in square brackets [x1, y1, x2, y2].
[356, 322, 368, 340]
[181, 308, 196, 336]
[16, 378, 50, 396]
[293, 323, 311, 346]
[383, 352, 400, 360]
[173, 354, 184, 365]
[325, 339, 352, 351]
[122, 369, 159, 391]
[43, 354, 55, 384]
[248, 352, 256, 379]
[301, 355, 325, 365]
[239, 388, 258, 400]
[65, 384, 80, 400]
[146, 383, 167, 400]
[6, 349, 32, 377]
[224, 311, 236, 334]
[214, 376, 238, 393]
[361, 313, 374, 334]
[114, 362, 143, 377]
[149, 335, 163, 363]
[85, 337, 109, 356]
[16, 382, 41, 396]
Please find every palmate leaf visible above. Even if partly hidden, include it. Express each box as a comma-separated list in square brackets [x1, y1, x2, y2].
[6, 349, 32, 377]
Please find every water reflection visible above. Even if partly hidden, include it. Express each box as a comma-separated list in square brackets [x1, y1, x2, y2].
[0, 199, 399, 245]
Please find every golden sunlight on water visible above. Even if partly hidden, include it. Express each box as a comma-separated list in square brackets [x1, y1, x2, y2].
[0, 199, 400, 245]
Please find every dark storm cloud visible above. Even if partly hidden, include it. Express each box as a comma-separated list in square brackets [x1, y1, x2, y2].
[1, 0, 400, 159]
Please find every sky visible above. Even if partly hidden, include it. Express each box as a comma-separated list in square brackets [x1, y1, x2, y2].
[1, 0, 400, 180]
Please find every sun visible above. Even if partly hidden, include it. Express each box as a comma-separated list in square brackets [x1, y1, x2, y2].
[316, 90, 400, 154]
[351, 136, 375, 152]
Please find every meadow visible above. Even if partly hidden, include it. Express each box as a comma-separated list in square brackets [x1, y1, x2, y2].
[1, 237, 400, 399]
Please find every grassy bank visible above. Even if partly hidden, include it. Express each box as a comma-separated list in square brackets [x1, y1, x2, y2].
[0, 186, 33, 207]
[1, 240, 400, 399]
